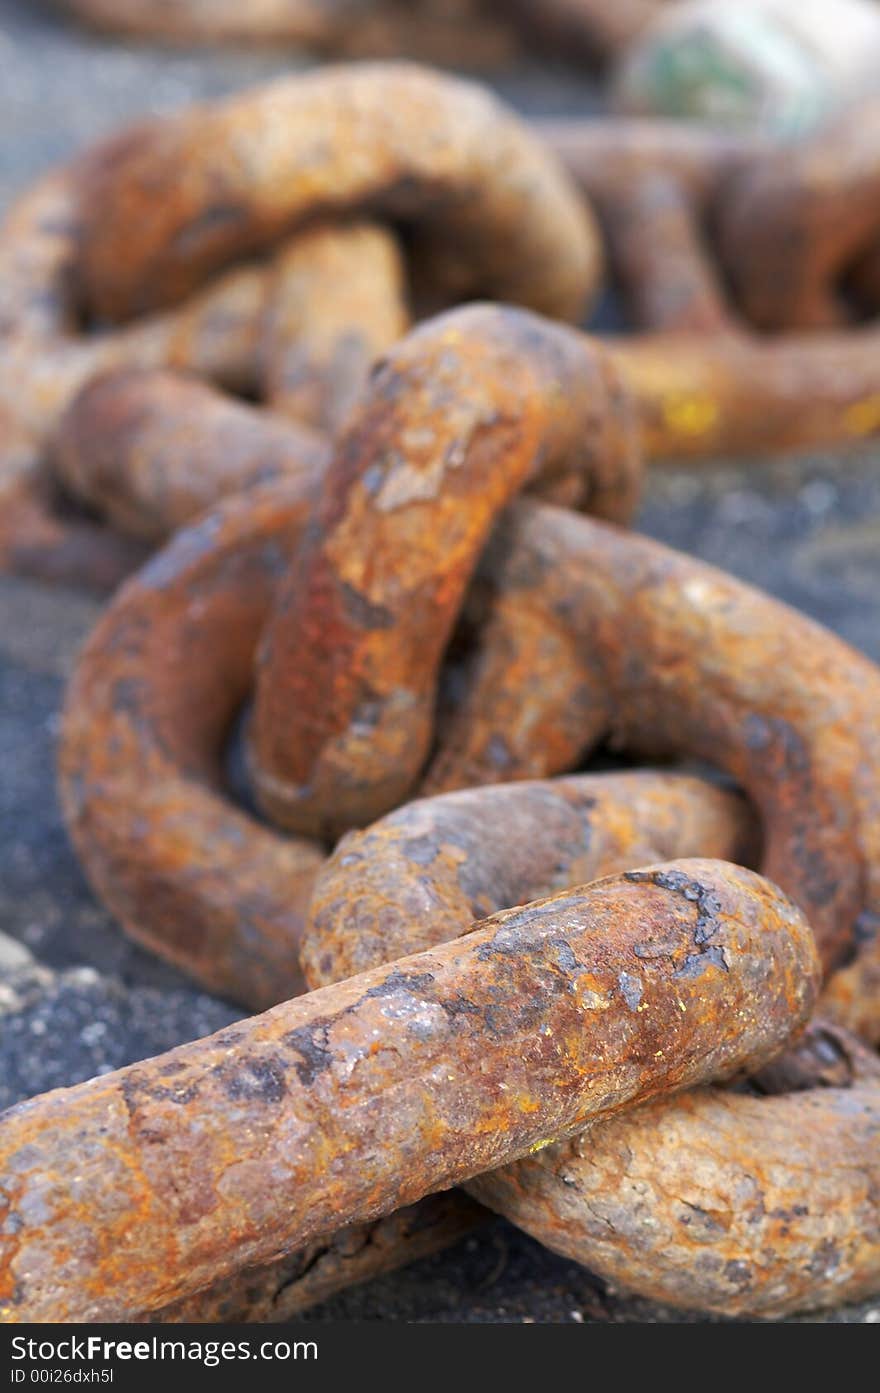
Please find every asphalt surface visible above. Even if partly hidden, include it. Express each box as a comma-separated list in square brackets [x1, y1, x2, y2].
[1, 0, 879, 1325]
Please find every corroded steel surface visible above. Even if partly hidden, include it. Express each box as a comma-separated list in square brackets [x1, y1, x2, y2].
[6, 79, 880, 590]
[0, 64, 597, 588]
[46, 294, 880, 1324]
[248, 303, 640, 836]
[59, 301, 640, 1005]
[59, 312, 880, 1030]
[148, 1192, 485, 1325]
[0, 168, 273, 587]
[302, 771, 757, 985]
[33, 104, 880, 590]
[434, 502, 880, 1013]
[260, 222, 410, 434]
[74, 65, 597, 323]
[543, 112, 880, 458]
[14, 80, 879, 1321]
[54, 0, 670, 65]
[719, 96, 880, 331]
[468, 1048, 880, 1318]
[0, 858, 818, 1322]
[53, 0, 523, 66]
[60, 480, 323, 1010]
[305, 784, 880, 1318]
[53, 369, 330, 542]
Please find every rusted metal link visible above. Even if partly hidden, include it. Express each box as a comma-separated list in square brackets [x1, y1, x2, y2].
[717, 95, 880, 331]
[541, 119, 767, 334]
[0, 857, 819, 1321]
[73, 66, 596, 324]
[52, 0, 524, 66]
[58, 304, 880, 1030]
[247, 305, 639, 836]
[150, 766, 817, 1326]
[0, 63, 595, 588]
[260, 222, 410, 435]
[60, 480, 324, 1010]
[540, 109, 880, 457]
[431, 502, 880, 1017]
[48, 293, 880, 1321]
[54, 0, 673, 67]
[303, 787, 880, 1318]
[7, 77, 880, 591]
[62, 766, 769, 1324]
[53, 370, 330, 543]
[39, 100, 880, 586]
[302, 771, 757, 985]
[468, 1031, 880, 1318]
[5, 66, 879, 1322]
[148, 1191, 486, 1325]
[59, 302, 640, 1006]
[0, 169, 275, 588]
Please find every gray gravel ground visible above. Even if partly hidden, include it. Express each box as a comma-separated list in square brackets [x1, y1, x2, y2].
[1, 0, 879, 1325]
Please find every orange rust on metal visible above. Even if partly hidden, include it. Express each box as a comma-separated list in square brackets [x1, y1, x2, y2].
[152, 768, 753, 1323]
[44, 103, 879, 568]
[0, 858, 818, 1322]
[540, 119, 765, 336]
[431, 502, 880, 1003]
[147, 1192, 486, 1325]
[54, 0, 671, 66]
[260, 222, 410, 434]
[48, 296, 880, 1319]
[60, 481, 324, 1011]
[53, 370, 329, 542]
[750, 1017, 880, 1096]
[468, 1055, 880, 1319]
[608, 326, 880, 460]
[539, 113, 880, 458]
[248, 303, 640, 837]
[7, 87, 880, 594]
[53, 0, 524, 67]
[302, 771, 758, 986]
[229, 299, 880, 1009]
[718, 97, 880, 331]
[304, 784, 880, 1318]
[73, 65, 598, 323]
[59, 300, 641, 1005]
[0, 167, 277, 588]
[0, 64, 598, 588]
[59, 310, 880, 1028]
[158, 769, 764, 1325]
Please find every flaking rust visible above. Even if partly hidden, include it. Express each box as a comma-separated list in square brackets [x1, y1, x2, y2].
[433, 502, 880, 1022]
[469, 1044, 880, 1319]
[0, 858, 818, 1322]
[247, 303, 639, 836]
[305, 781, 880, 1319]
[59, 308, 880, 1029]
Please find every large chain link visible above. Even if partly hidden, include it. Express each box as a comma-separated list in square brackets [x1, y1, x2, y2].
[1, 61, 879, 1325]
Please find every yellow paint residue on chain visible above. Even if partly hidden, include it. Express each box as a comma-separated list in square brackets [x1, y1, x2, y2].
[662, 393, 719, 438]
[843, 394, 880, 437]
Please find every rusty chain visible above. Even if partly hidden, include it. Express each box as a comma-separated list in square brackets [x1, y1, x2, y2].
[0, 64, 599, 589]
[52, 1, 669, 65]
[1, 61, 880, 1324]
[0, 295, 865, 1320]
[5, 67, 880, 594]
